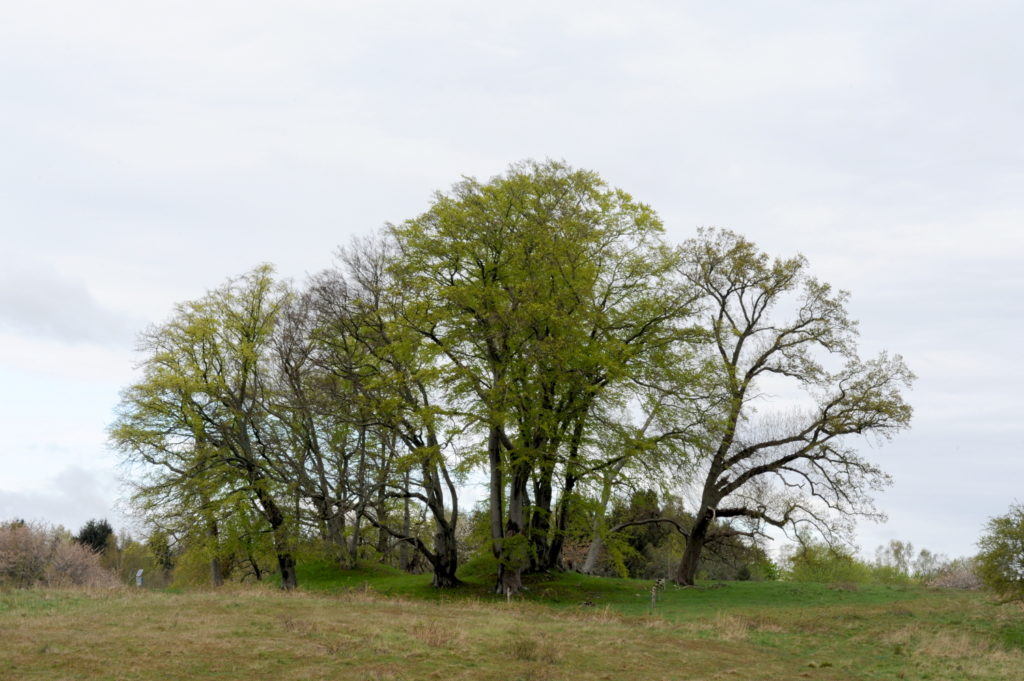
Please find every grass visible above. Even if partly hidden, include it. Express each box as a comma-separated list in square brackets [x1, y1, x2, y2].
[2, 563, 1023, 681]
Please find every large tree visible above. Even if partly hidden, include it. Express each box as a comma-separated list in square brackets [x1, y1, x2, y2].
[670, 229, 913, 585]
[112, 266, 302, 589]
[309, 240, 465, 587]
[389, 160, 696, 593]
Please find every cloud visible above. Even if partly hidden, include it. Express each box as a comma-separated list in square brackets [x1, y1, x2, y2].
[0, 465, 126, 534]
[0, 265, 140, 346]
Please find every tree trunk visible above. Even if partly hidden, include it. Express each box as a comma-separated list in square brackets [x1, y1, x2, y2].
[489, 425, 527, 595]
[277, 552, 298, 590]
[375, 484, 390, 560]
[349, 426, 368, 568]
[208, 521, 224, 587]
[580, 532, 604, 575]
[431, 523, 462, 588]
[545, 473, 575, 570]
[210, 556, 224, 587]
[252, 480, 298, 590]
[496, 459, 531, 594]
[580, 460, 625, 574]
[399, 470, 412, 571]
[326, 509, 347, 564]
[528, 465, 553, 572]
[674, 511, 711, 586]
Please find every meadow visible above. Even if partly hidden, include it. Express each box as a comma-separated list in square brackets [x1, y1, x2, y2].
[2, 563, 1022, 681]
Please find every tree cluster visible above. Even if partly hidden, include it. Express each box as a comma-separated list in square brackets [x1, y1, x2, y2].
[110, 160, 913, 591]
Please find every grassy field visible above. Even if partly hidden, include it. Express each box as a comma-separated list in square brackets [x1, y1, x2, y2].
[2, 564, 1022, 681]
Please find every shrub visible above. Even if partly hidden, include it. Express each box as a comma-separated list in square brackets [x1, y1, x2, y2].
[0, 522, 51, 587]
[927, 557, 982, 591]
[46, 540, 119, 588]
[782, 541, 872, 583]
[0, 521, 118, 588]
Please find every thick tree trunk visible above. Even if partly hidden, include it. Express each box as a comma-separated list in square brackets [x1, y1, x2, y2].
[349, 427, 368, 568]
[326, 509, 347, 563]
[210, 557, 224, 587]
[488, 426, 528, 594]
[528, 466, 553, 572]
[277, 552, 298, 590]
[375, 485, 390, 559]
[431, 525, 462, 588]
[674, 511, 711, 586]
[580, 535, 603, 575]
[488, 426, 506, 592]
[313, 496, 348, 565]
[497, 460, 531, 594]
[544, 417, 586, 570]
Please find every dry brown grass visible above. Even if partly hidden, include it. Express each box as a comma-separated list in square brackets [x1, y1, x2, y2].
[710, 613, 750, 641]
[2, 585, 1023, 681]
[0, 588, 796, 681]
[408, 617, 464, 649]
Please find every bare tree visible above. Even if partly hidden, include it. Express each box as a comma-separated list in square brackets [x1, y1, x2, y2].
[670, 229, 913, 585]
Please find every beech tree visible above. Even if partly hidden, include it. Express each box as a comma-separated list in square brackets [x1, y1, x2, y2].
[389, 160, 696, 593]
[309, 241, 464, 587]
[109, 162, 914, 593]
[112, 267, 301, 589]
[670, 229, 913, 585]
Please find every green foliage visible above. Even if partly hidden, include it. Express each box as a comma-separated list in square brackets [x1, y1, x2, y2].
[977, 503, 1024, 602]
[783, 541, 872, 584]
[754, 557, 781, 581]
[75, 519, 113, 554]
[107, 160, 914, 593]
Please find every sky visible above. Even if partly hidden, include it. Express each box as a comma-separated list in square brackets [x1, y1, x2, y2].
[1, 1, 1021, 560]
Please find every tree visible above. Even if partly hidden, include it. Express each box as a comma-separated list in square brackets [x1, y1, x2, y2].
[670, 229, 913, 585]
[309, 240, 465, 587]
[389, 160, 695, 593]
[976, 503, 1024, 603]
[75, 519, 114, 554]
[111, 266, 301, 589]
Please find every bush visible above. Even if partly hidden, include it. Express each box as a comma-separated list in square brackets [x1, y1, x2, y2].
[0, 522, 51, 587]
[0, 521, 118, 588]
[927, 557, 982, 590]
[976, 504, 1024, 601]
[46, 540, 119, 588]
[783, 541, 872, 583]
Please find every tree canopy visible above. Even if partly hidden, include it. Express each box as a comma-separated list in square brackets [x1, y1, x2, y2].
[110, 160, 913, 593]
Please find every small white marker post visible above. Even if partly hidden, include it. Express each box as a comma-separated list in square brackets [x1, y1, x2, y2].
[135, 568, 144, 587]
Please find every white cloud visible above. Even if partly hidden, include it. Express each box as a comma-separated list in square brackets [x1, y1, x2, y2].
[0, 465, 125, 535]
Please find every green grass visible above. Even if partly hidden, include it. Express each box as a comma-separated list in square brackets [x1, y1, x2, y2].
[2, 564, 1023, 680]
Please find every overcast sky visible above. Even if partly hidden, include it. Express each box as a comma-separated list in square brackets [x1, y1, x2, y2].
[2, 1, 1021, 560]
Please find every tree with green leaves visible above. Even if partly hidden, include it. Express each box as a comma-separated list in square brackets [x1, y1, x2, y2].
[976, 503, 1024, 603]
[669, 229, 914, 585]
[389, 160, 697, 593]
[308, 239, 465, 587]
[111, 266, 301, 589]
